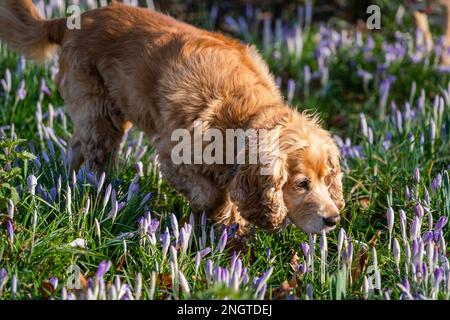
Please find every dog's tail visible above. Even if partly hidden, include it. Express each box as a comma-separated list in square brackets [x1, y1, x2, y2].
[0, 0, 67, 61]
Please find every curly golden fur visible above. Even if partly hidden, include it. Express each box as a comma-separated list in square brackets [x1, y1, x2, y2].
[0, 1, 344, 233]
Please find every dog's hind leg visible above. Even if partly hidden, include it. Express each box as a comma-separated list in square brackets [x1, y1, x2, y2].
[57, 63, 131, 171]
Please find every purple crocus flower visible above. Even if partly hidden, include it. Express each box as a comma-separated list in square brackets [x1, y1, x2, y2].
[97, 172, 106, 194]
[17, 80, 26, 100]
[134, 161, 144, 177]
[367, 127, 374, 144]
[161, 228, 170, 260]
[380, 75, 396, 118]
[27, 175, 37, 195]
[216, 228, 228, 254]
[357, 68, 373, 82]
[50, 277, 58, 290]
[205, 259, 213, 286]
[418, 89, 425, 111]
[195, 251, 201, 274]
[423, 231, 433, 243]
[434, 267, 444, 289]
[11, 274, 17, 298]
[423, 187, 430, 206]
[83, 197, 91, 215]
[169, 246, 178, 275]
[387, 207, 394, 232]
[224, 15, 240, 33]
[40, 77, 51, 96]
[410, 216, 421, 240]
[178, 271, 190, 297]
[405, 186, 411, 201]
[437, 65, 450, 73]
[140, 192, 153, 207]
[346, 241, 354, 267]
[210, 4, 219, 27]
[415, 203, 424, 219]
[6, 220, 14, 243]
[359, 113, 368, 138]
[266, 248, 271, 261]
[306, 283, 313, 300]
[303, 65, 311, 95]
[383, 131, 392, 150]
[254, 267, 273, 295]
[179, 228, 188, 256]
[171, 214, 179, 243]
[107, 197, 118, 222]
[147, 219, 159, 235]
[435, 216, 448, 234]
[393, 238, 401, 267]
[126, 176, 140, 202]
[413, 168, 420, 184]
[431, 173, 442, 193]
[0, 268, 8, 292]
[7, 199, 14, 220]
[287, 79, 296, 103]
[430, 118, 436, 142]
[199, 247, 211, 259]
[1, 68, 11, 92]
[301, 242, 310, 258]
[96, 261, 111, 278]
[396, 110, 403, 133]
[297, 263, 306, 275]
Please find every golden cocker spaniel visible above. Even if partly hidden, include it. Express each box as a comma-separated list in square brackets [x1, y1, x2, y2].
[0, 1, 344, 233]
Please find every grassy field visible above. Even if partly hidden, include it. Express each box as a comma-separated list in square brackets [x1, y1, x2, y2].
[0, 0, 449, 300]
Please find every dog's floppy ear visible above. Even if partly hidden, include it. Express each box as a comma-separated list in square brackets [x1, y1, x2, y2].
[228, 152, 288, 231]
[324, 140, 345, 211]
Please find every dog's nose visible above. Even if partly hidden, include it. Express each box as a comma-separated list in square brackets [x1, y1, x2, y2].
[323, 215, 341, 227]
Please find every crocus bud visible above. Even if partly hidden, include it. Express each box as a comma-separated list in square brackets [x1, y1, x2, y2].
[337, 228, 346, 259]
[205, 259, 213, 286]
[171, 214, 179, 243]
[135, 162, 144, 177]
[97, 172, 106, 194]
[301, 242, 310, 258]
[49, 277, 58, 291]
[216, 228, 228, 254]
[435, 216, 448, 234]
[423, 187, 430, 206]
[6, 220, 14, 243]
[387, 207, 394, 233]
[96, 260, 111, 278]
[306, 283, 313, 300]
[405, 185, 411, 200]
[413, 167, 420, 184]
[393, 238, 401, 269]
[415, 203, 424, 219]
[27, 175, 37, 195]
[178, 271, 190, 298]
[434, 267, 444, 291]
[161, 228, 170, 260]
[102, 184, 112, 210]
[360, 113, 368, 138]
[195, 251, 201, 274]
[11, 274, 17, 298]
[7, 199, 14, 220]
[400, 209, 407, 242]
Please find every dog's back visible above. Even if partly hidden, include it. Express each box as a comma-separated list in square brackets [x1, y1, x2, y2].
[0, 0, 280, 158]
[0, 1, 200, 60]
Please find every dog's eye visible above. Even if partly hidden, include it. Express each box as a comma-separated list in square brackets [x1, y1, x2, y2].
[296, 179, 310, 190]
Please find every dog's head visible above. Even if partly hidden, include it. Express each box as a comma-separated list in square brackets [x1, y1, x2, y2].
[229, 109, 344, 234]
